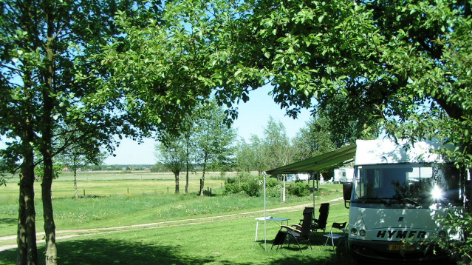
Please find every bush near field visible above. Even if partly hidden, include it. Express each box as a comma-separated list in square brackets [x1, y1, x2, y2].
[223, 172, 312, 197]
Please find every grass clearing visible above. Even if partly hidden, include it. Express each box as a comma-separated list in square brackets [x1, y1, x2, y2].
[0, 171, 353, 264]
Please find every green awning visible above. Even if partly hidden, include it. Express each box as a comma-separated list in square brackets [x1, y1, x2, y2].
[265, 144, 356, 174]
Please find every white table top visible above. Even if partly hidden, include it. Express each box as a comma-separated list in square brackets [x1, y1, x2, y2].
[254, 216, 291, 241]
[255, 216, 290, 221]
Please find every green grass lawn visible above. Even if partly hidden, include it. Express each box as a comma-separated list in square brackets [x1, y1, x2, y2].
[0, 171, 353, 265]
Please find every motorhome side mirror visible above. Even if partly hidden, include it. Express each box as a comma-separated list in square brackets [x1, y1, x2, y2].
[343, 183, 352, 200]
[343, 183, 352, 208]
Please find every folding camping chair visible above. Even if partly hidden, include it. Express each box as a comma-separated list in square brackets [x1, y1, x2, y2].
[280, 210, 313, 251]
[271, 229, 287, 250]
[293, 207, 314, 229]
[324, 222, 348, 250]
[312, 203, 329, 232]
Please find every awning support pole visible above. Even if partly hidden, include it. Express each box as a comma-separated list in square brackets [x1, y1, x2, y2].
[312, 172, 316, 219]
[263, 172, 267, 251]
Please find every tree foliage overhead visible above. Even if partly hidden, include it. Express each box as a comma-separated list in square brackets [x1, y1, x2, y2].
[0, 1, 163, 264]
[227, 0, 470, 158]
[107, 0, 472, 164]
[102, 0, 472, 184]
[105, 0, 472, 261]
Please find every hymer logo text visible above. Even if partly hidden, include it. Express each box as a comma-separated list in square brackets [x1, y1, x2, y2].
[376, 230, 427, 239]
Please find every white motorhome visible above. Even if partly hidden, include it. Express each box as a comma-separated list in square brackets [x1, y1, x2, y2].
[334, 167, 354, 183]
[343, 139, 465, 264]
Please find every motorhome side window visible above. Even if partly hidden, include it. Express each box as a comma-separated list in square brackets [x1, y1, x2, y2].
[354, 163, 462, 205]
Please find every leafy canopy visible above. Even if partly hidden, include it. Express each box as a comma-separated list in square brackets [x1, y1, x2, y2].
[106, 0, 472, 167]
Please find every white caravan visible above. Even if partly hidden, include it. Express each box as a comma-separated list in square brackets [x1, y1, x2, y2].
[286, 173, 310, 182]
[343, 139, 464, 264]
[334, 167, 354, 183]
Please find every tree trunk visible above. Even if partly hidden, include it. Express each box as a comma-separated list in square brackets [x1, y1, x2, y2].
[185, 170, 189, 195]
[185, 132, 191, 195]
[15, 66, 38, 265]
[200, 155, 207, 196]
[42, 156, 57, 265]
[174, 171, 180, 194]
[17, 146, 38, 265]
[17, 173, 27, 265]
[185, 150, 189, 195]
[41, 6, 58, 264]
[74, 168, 78, 200]
[40, 111, 57, 265]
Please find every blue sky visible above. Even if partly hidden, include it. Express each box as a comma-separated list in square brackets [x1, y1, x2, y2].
[0, 86, 312, 165]
[104, 85, 313, 165]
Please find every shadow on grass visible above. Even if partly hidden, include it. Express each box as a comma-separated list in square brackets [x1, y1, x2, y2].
[268, 256, 353, 265]
[0, 238, 239, 265]
[0, 232, 355, 265]
[0, 218, 17, 226]
[0, 237, 354, 265]
[261, 232, 356, 265]
[0, 242, 353, 265]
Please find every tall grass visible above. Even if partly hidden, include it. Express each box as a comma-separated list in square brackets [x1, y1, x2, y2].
[0, 186, 340, 237]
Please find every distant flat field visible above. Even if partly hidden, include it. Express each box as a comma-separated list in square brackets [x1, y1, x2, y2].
[0, 170, 241, 199]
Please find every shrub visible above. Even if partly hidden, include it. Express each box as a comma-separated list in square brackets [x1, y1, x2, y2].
[266, 186, 281, 198]
[241, 179, 260, 197]
[223, 182, 242, 195]
[287, 182, 311, 197]
[266, 178, 279, 188]
[223, 173, 287, 197]
[435, 212, 472, 264]
[223, 173, 250, 195]
[223, 172, 263, 197]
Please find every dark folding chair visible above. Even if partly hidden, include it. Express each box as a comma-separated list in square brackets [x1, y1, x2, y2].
[296, 207, 314, 226]
[302, 207, 315, 219]
[271, 230, 287, 250]
[280, 210, 313, 251]
[312, 203, 329, 232]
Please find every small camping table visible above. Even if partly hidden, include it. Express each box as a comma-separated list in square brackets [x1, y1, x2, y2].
[254, 216, 290, 242]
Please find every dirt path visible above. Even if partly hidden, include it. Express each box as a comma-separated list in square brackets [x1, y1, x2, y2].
[0, 197, 344, 252]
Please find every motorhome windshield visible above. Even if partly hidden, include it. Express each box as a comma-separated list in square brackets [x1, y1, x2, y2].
[353, 163, 462, 205]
